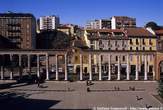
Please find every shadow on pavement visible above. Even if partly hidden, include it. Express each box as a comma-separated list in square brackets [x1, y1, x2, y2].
[0, 91, 60, 110]
[0, 75, 39, 90]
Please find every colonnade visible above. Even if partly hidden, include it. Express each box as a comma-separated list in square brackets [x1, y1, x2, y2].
[79, 53, 155, 81]
[0, 53, 68, 81]
[0, 51, 156, 81]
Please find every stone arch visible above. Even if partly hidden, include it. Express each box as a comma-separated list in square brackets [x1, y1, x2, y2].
[159, 61, 163, 79]
[156, 52, 163, 80]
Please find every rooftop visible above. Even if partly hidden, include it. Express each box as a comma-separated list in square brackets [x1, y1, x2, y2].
[0, 12, 35, 18]
[124, 28, 155, 37]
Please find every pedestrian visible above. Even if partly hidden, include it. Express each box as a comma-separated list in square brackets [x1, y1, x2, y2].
[87, 87, 90, 92]
[36, 76, 40, 88]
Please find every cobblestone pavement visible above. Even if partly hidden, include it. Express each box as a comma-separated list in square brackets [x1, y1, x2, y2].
[0, 81, 162, 109]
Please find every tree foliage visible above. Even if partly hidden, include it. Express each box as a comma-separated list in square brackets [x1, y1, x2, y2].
[36, 30, 72, 49]
[145, 21, 160, 30]
[158, 80, 163, 98]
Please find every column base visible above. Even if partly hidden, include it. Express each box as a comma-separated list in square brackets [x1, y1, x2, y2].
[135, 78, 138, 80]
[108, 78, 111, 80]
[117, 76, 120, 80]
[80, 78, 83, 81]
[64, 78, 67, 81]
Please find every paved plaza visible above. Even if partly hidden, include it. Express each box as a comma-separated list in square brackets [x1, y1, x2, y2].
[0, 81, 163, 110]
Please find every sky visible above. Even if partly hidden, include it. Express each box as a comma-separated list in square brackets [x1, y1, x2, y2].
[0, 0, 162, 27]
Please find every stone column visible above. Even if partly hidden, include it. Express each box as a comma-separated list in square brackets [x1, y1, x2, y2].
[64, 54, 68, 81]
[46, 54, 49, 80]
[135, 55, 139, 80]
[27, 54, 31, 75]
[117, 55, 120, 80]
[80, 54, 83, 80]
[144, 55, 147, 80]
[126, 54, 130, 80]
[89, 54, 92, 80]
[108, 54, 111, 80]
[18, 54, 22, 79]
[55, 54, 58, 80]
[0, 66, 4, 80]
[37, 54, 40, 78]
[99, 54, 102, 80]
[139, 55, 141, 74]
[10, 54, 13, 80]
[153, 55, 155, 80]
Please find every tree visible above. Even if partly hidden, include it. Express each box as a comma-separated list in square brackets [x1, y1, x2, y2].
[145, 21, 160, 30]
[36, 30, 72, 49]
[158, 80, 163, 98]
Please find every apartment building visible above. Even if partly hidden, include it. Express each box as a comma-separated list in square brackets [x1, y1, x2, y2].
[39, 15, 60, 31]
[0, 12, 36, 49]
[86, 19, 111, 29]
[111, 16, 136, 29]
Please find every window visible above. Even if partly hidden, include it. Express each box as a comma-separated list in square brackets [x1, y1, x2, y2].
[149, 39, 152, 45]
[136, 47, 138, 51]
[116, 48, 118, 50]
[130, 39, 133, 44]
[75, 56, 78, 61]
[122, 48, 125, 50]
[143, 47, 145, 50]
[108, 40, 110, 46]
[116, 56, 118, 61]
[101, 56, 103, 62]
[115, 40, 117, 46]
[99, 40, 102, 44]
[108, 48, 111, 50]
[136, 39, 139, 45]
[130, 47, 132, 50]
[150, 47, 152, 50]
[143, 39, 145, 45]
[122, 40, 124, 46]
[123, 56, 125, 61]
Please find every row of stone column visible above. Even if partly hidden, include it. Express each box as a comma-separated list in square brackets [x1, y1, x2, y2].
[79, 54, 155, 81]
[35, 54, 68, 81]
[0, 53, 155, 81]
[0, 54, 68, 81]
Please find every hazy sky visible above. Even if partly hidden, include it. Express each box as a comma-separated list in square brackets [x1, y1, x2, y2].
[0, 0, 162, 27]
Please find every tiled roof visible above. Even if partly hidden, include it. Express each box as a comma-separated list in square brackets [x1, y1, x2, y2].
[155, 30, 163, 35]
[124, 28, 155, 37]
[86, 29, 123, 33]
